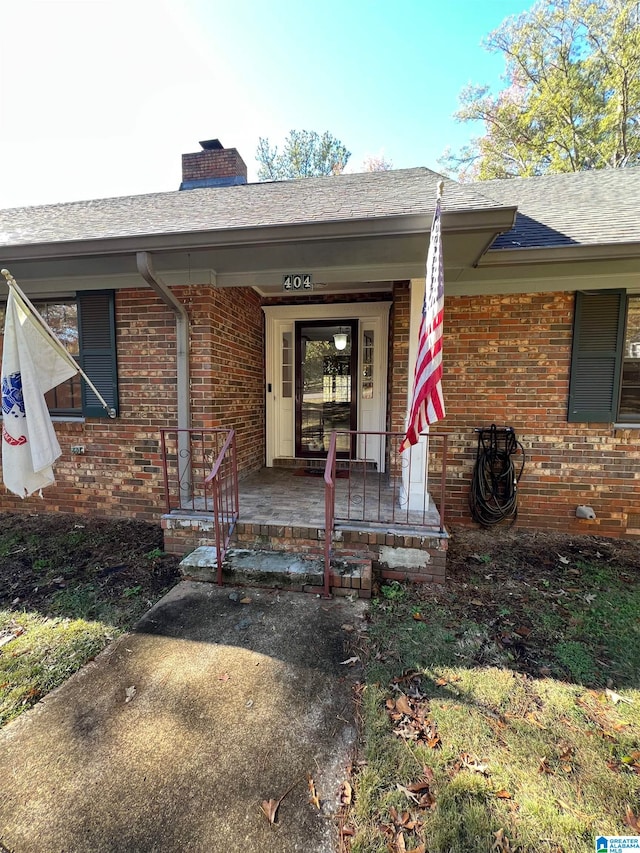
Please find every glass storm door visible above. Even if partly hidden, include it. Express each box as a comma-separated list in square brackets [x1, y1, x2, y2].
[295, 320, 358, 457]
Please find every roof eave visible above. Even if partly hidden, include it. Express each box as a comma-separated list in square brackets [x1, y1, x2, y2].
[479, 241, 640, 267]
[0, 207, 518, 263]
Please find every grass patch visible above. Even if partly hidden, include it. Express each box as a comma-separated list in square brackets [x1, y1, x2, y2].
[0, 611, 113, 726]
[349, 538, 640, 853]
[0, 513, 180, 727]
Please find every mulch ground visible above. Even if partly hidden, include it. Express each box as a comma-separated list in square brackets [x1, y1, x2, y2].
[0, 512, 181, 615]
[412, 524, 640, 680]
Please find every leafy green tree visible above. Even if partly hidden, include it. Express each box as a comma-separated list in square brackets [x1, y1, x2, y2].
[440, 0, 640, 180]
[256, 130, 351, 181]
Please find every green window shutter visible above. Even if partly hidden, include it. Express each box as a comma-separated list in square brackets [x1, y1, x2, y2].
[568, 290, 626, 423]
[77, 290, 119, 418]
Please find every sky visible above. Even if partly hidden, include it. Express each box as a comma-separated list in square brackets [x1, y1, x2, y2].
[0, 0, 533, 209]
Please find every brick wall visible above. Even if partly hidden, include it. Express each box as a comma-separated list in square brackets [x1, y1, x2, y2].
[0, 285, 264, 522]
[440, 291, 640, 538]
[181, 148, 247, 182]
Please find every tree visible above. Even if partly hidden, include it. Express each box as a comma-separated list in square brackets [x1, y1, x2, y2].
[440, 0, 640, 180]
[362, 153, 393, 172]
[256, 130, 351, 181]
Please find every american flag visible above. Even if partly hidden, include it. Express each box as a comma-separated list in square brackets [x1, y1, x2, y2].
[400, 183, 445, 452]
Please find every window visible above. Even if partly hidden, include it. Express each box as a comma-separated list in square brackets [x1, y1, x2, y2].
[568, 289, 640, 423]
[619, 298, 640, 419]
[39, 301, 82, 415]
[1, 290, 118, 419]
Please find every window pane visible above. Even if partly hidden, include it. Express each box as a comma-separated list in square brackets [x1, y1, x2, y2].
[39, 302, 79, 355]
[362, 330, 374, 399]
[619, 298, 640, 418]
[282, 331, 292, 398]
[36, 301, 80, 414]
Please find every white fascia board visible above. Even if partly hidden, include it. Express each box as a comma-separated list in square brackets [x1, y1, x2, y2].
[479, 241, 640, 267]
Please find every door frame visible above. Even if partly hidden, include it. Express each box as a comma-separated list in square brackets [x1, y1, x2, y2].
[294, 318, 359, 458]
[263, 301, 391, 469]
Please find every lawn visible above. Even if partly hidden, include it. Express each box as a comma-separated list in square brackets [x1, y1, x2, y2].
[0, 513, 180, 727]
[344, 528, 640, 853]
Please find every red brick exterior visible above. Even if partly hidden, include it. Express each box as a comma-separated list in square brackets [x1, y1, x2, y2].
[5, 279, 640, 540]
[0, 285, 264, 522]
[181, 148, 247, 183]
[439, 291, 640, 538]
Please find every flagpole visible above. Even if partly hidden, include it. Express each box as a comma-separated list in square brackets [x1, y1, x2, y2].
[1, 269, 116, 418]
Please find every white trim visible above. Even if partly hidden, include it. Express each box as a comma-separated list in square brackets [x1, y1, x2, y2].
[263, 302, 391, 467]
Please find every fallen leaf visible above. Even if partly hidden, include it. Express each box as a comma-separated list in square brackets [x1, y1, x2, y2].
[471, 598, 483, 606]
[605, 687, 632, 705]
[340, 780, 352, 806]
[339, 656, 360, 666]
[421, 765, 435, 782]
[307, 775, 320, 810]
[584, 593, 596, 604]
[125, 685, 136, 703]
[412, 612, 425, 621]
[625, 804, 639, 832]
[435, 677, 448, 687]
[341, 623, 355, 632]
[218, 672, 231, 682]
[558, 555, 570, 564]
[624, 750, 640, 761]
[492, 828, 514, 852]
[538, 757, 553, 774]
[240, 596, 252, 605]
[261, 798, 279, 824]
[461, 753, 489, 775]
[260, 778, 300, 825]
[514, 626, 531, 638]
[495, 789, 512, 799]
[395, 693, 413, 717]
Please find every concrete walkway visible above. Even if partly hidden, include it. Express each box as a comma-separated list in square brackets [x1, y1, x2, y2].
[0, 583, 366, 853]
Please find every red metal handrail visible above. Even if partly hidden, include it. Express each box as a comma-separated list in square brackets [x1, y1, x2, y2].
[160, 427, 235, 512]
[324, 430, 449, 597]
[323, 431, 449, 588]
[204, 429, 239, 585]
[323, 431, 338, 598]
[331, 430, 448, 531]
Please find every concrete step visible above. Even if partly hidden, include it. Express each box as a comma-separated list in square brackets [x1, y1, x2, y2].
[179, 547, 371, 598]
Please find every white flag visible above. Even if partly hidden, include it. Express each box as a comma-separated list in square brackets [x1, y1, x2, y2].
[2, 286, 79, 497]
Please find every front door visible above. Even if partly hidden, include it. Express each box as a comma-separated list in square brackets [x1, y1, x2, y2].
[295, 320, 358, 457]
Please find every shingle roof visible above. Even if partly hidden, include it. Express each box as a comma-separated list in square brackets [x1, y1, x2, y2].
[0, 168, 503, 249]
[479, 168, 640, 250]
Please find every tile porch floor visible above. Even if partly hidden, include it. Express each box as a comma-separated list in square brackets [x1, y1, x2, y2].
[234, 467, 442, 534]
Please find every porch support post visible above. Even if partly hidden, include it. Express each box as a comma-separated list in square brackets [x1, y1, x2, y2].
[400, 277, 429, 512]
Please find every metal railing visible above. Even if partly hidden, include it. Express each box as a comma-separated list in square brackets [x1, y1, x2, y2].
[323, 431, 338, 599]
[324, 430, 449, 590]
[160, 428, 234, 512]
[204, 430, 239, 584]
[160, 428, 239, 584]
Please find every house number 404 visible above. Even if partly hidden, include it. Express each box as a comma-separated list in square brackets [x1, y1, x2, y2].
[282, 274, 313, 291]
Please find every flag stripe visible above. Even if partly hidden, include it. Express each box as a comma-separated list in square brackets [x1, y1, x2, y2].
[400, 194, 445, 452]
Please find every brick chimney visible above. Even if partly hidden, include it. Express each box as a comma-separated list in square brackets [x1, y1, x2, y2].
[180, 139, 248, 190]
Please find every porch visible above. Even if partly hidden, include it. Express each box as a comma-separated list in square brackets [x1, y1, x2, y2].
[160, 429, 449, 597]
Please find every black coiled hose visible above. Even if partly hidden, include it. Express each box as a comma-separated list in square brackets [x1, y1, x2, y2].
[469, 425, 525, 527]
